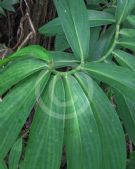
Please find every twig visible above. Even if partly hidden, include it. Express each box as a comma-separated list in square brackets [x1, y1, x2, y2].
[12, 15, 27, 50]
[13, 11, 36, 49]
[129, 139, 133, 154]
[17, 32, 33, 50]
[0, 97, 2, 102]
[24, 0, 30, 13]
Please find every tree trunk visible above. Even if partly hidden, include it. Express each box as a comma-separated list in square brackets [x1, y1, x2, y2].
[0, 0, 56, 51]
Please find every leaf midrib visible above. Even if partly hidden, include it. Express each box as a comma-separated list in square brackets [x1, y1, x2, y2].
[65, 77, 83, 168]
[113, 51, 135, 70]
[64, 1, 84, 61]
[84, 66, 134, 91]
[117, 0, 128, 23]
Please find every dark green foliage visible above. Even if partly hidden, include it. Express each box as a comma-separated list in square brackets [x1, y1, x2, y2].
[0, 0, 19, 16]
[0, 0, 135, 168]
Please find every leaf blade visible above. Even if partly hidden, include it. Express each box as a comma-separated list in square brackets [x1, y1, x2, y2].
[113, 49, 135, 71]
[64, 75, 101, 169]
[75, 72, 126, 169]
[54, 0, 90, 61]
[50, 51, 79, 68]
[0, 58, 48, 95]
[0, 71, 50, 158]
[115, 91, 135, 145]
[88, 10, 115, 27]
[116, 0, 135, 23]
[9, 138, 22, 169]
[21, 75, 65, 169]
[38, 10, 115, 37]
[0, 45, 52, 67]
[83, 62, 135, 101]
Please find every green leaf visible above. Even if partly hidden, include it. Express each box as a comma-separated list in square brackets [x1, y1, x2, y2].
[54, 0, 90, 61]
[115, 91, 135, 145]
[9, 138, 22, 169]
[93, 26, 115, 60]
[0, 161, 7, 169]
[89, 27, 100, 61]
[127, 160, 135, 169]
[83, 62, 135, 101]
[87, 0, 107, 5]
[119, 28, 135, 37]
[118, 37, 135, 52]
[112, 49, 135, 71]
[88, 10, 115, 27]
[112, 49, 135, 145]
[0, 58, 48, 95]
[0, 7, 6, 16]
[55, 34, 69, 51]
[39, 18, 63, 36]
[116, 0, 135, 23]
[5, 0, 19, 5]
[39, 10, 115, 37]
[127, 151, 135, 169]
[75, 72, 126, 169]
[127, 15, 135, 28]
[86, 55, 135, 147]
[0, 0, 19, 12]
[0, 71, 50, 159]
[0, 45, 52, 67]
[50, 51, 79, 68]
[0, 3, 14, 12]
[21, 75, 65, 169]
[104, 7, 116, 15]
[64, 75, 101, 169]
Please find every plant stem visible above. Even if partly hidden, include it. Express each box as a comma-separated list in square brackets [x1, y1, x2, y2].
[51, 65, 82, 76]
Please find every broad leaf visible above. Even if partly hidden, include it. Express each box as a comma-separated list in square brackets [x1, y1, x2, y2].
[64, 75, 101, 169]
[93, 26, 115, 60]
[89, 27, 100, 61]
[0, 0, 19, 12]
[115, 91, 135, 145]
[55, 34, 69, 51]
[0, 45, 51, 67]
[50, 51, 79, 68]
[88, 10, 115, 27]
[86, 0, 105, 4]
[0, 58, 48, 95]
[75, 72, 126, 169]
[118, 37, 135, 52]
[39, 18, 63, 36]
[9, 138, 22, 169]
[112, 49, 135, 145]
[83, 62, 135, 101]
[0, 71, 50, 159]
[21, 75, 65, 169]
[113, 49, 135, 71]
[0, 7, 5, 15]
[39, 10, 115, 37]
[3, 0, 19, 5]
[84, 62, 135, 147]
[0, 161, 7, 169]
[119, 28, 135, 37]
[54, 0, 90, 61]
[116, 0, 135, 23]
[127, 15, 135, 28]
